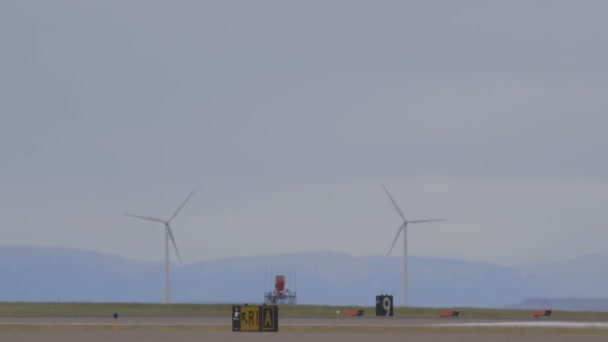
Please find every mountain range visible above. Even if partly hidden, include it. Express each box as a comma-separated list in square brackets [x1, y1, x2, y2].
[2, 246, 608, 310]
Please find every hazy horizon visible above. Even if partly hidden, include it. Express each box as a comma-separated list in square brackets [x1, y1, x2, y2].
[2, 240, 606, 269]
[2, 1, 607, 267]
[4, 245, 608, 307]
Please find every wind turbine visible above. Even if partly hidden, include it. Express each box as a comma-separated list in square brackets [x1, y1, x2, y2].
[125, 190, 195, 304]
[383, 185, 445, 307]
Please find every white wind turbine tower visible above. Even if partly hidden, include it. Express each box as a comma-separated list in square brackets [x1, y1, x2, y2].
[383, 185, 445, 307]
[125, 190, 195, 304]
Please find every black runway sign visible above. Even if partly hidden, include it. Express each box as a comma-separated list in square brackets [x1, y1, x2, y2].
[376, 295, 394, 317]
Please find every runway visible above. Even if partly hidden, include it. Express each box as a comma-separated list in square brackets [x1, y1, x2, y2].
[2, 316, 608, 327]
[2, 316, 608, 341]
[2, 331, 608, 342]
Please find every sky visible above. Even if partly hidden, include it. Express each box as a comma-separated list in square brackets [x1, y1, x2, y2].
[1, 0, 607, 267]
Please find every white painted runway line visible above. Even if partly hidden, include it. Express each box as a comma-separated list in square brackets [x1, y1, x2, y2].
[0, 323, 226, 326]
[433, 321, 608, 329]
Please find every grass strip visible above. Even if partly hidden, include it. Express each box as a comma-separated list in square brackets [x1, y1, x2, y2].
[2, 302, 608, 321]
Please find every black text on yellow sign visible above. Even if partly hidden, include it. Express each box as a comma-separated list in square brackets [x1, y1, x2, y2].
[232, 305, 279, 332]
[239, 306, 259, 331]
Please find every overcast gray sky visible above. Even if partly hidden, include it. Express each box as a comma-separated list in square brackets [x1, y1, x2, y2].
[2, 0, 607, 267]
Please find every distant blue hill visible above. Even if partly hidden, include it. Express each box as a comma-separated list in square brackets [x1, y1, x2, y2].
[1, 246, 607, 309]
[506, 298, 608, 312]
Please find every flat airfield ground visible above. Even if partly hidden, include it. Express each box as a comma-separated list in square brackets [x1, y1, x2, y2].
[3, 331, 608, 342]
[3, 316, 608, 341]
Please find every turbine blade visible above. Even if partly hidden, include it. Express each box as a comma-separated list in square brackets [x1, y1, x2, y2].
[168, 190, 195, 222]
[382, 185, 408, 223]
[387, 223, 405, 256]
[408, 219, 447, 224]
[166, 224, 183, 264]
[124, 213, 165, 223]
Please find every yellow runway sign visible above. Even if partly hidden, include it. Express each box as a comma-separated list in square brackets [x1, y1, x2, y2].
[232, 305, 278, 332]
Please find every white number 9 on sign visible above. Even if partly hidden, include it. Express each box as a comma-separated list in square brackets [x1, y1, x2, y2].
[382, 297, 392, 317]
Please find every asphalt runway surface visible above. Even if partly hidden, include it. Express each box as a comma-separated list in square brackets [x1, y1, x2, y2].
[2, 317, 608, 341]
[2, 316, 608, 326]
[2, 331, 608, 342]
